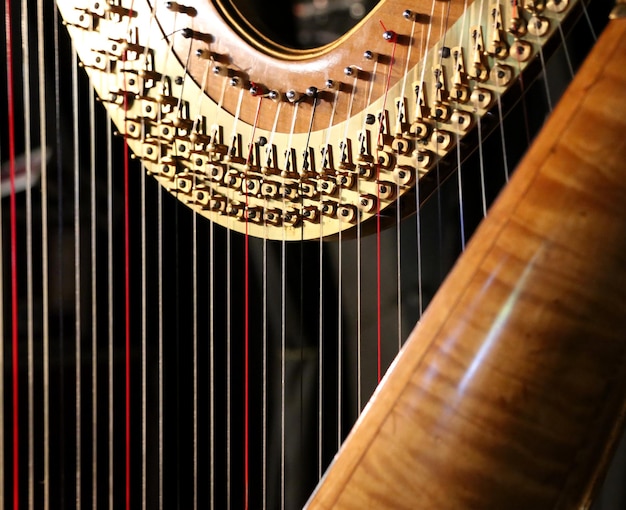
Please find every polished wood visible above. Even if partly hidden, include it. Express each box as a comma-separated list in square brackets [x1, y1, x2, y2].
[160, 0, 467, 132]
[307, 17, 626, 509]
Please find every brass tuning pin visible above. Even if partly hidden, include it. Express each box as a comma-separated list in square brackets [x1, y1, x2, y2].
[451, 47, 470, 103]
[431, 66, 451, 122]
[509, 0, 528, 36]
[488, 4, 509, 58]
[468, 26, 489, 82]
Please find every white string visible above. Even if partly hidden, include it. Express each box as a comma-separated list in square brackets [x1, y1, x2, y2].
[492, 84, 510, 180]
[71, 43, 83, 509]
[358, 57, 378, 414]
[106, 110, 115, 510]
[453, 0, 470, 249]
[259, 97, 284, 510]
[262, 232, 268, 510]
[393, 17, 419, 352]
[209, 208, 215, 509]
[0, 104, 4, 510]
[20, 1, 35, 506]
[36, 0, 50, 505]
[140, 151, 147, 510]
[580, 0, 597, 41]
[336, 75, 359, 447]
[317, 208, 324, 479]
[89, 68, 98, 510]
[226, 219, 232, 510]
[193, 211, 199, 510]
[0, 129, 4, 510]
[138, 11, 152, 510]
[157, 181, 164, 510]
[281, 99, 299, 510]
[280, 203, 286, 510]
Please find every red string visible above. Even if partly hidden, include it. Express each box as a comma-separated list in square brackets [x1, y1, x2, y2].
[4, 2, 19, 507]
[376, 25, 398, 383]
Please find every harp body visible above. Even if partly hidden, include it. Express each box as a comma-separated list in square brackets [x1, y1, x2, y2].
[1, 0, 625, 508]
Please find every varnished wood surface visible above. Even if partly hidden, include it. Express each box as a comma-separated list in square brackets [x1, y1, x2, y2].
[307, 17, 626, 510]
[159, 0, 468, 132]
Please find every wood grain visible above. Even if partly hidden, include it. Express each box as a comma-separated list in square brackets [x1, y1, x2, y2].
[307, 17, 626, 510]
[159, 0, 468, 132]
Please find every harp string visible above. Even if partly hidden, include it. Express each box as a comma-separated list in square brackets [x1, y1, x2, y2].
[1, 4, 6, 508]
[374, 16, 399, 383]
[393, 13, 419, 352]
[243, 94, 263, 510]
[357, 51, 380, 413]
[106, 110, 114, 510]
[209, 187, 215, 510]
[19, 0, 36, 507]
[192, 204, 199, 510]
[262, 99, 284, 510]
[71, 39, 83, 509]
[0, 144, 4, 509]
[141, 153, 148, 510]
[262, 223, 268, 510]
[89, 54, 98, 510]
[317, 81, 339, 471]
[121, 48, 131, 510]
[337, 75, 357, 440]
[0, 138, 3, 510]
[138, 10, 157, 505]
[157, 164, 164, 510]
[35, 0, 50, 506]
[226, 192, 232, 510]
[3, 0, 20, 507]
[280, 193, 286, 510]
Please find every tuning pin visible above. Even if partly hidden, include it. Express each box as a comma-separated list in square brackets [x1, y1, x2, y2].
[488, 5, 509, 58]
[469, 26, 489, 82]
[490, 64, 513, 87]
[286, 89, 301, 102]
[524, 0, 546, 14]
[509, 39, 533, 62]
[509, 0, 528, 37]
[181, 27, 212, 43]
[165, 1, 197, 16]
[306, 86, 319, 98]
[382, 29, 397, 42]
[249, 82, 265, 96]
[546, 0, 569, 12]
[470, 87, 493, 110]
[528, 15, 550, 37]
[403, 9, 418, 21]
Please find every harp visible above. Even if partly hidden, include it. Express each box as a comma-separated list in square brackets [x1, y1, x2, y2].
[1, 0, 625, 508]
